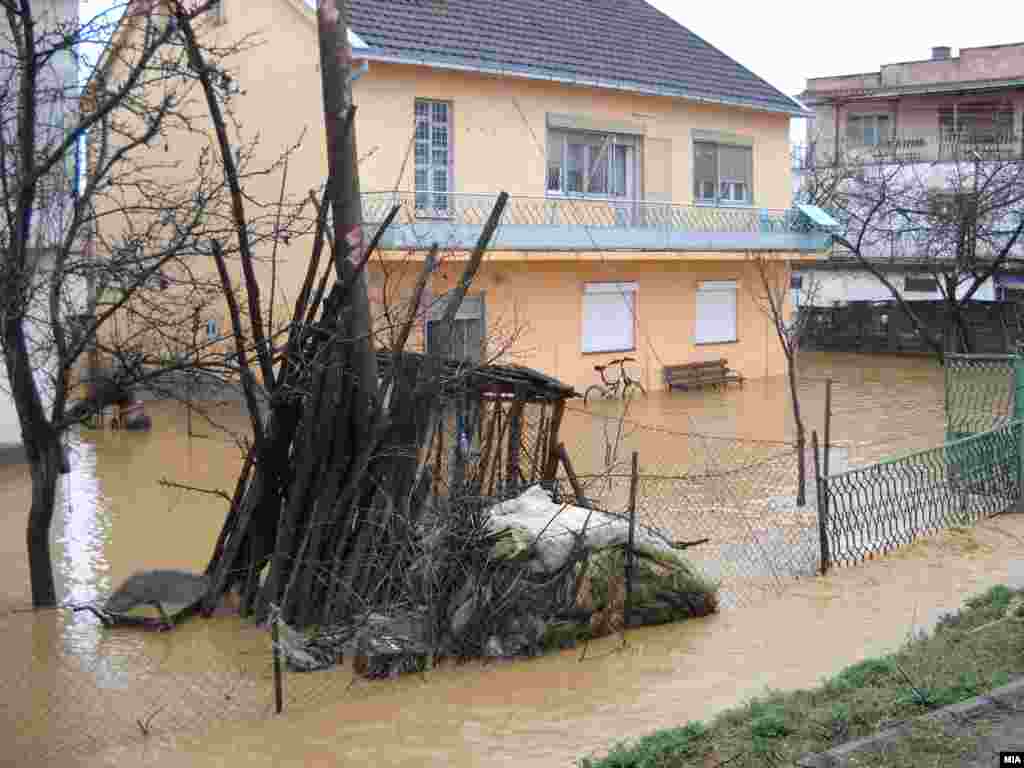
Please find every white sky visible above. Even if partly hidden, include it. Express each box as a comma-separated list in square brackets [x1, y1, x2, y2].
[80, 0, 1021, 141]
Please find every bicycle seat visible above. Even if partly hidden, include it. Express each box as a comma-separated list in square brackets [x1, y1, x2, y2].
[593, 364, 607, 372]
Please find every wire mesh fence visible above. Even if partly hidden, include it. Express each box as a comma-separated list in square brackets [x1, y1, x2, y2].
[819, 420, 1023, 568]
[553, 407, 822, 608]
[945, 353, 1018, 436]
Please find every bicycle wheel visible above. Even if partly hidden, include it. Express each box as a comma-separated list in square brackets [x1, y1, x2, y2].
[622, 381, 647, 402]
[584, 385, 607, 406]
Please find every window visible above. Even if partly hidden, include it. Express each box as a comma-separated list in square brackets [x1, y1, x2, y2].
[846, 114, 891, 147]
[426, 292, 485, 362]
[905, 276, 938, 293]
[693, 142, 752, 205]
[414, 99, 452, 215]
[547, 131, 636, 197]
[695, 281, 737, 344]
[582, 282, 636, 353]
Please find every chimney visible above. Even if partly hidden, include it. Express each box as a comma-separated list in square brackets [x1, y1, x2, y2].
[932, 46, 952, 60]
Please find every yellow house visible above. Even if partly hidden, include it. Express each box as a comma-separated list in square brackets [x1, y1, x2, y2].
[99, 0, 833, 393]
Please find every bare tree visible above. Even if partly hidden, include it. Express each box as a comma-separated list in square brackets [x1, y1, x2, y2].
[0, 1, 306, 607]
[748, 256, 820, 505]
[798, 140, 1024, 362]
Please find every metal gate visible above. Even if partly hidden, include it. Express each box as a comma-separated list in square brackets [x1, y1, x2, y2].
[945, 353, 1018, 439]
[945, 353, 1022, 500]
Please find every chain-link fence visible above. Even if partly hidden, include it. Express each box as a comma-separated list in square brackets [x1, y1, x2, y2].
[819, 420, 1023, 569]
[817, 354, 1023, 570]
[553, 407, 822, 608]
[945, 353, 1018, 437]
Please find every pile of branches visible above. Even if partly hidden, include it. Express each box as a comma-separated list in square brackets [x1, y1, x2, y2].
[203, 188, 512, 628]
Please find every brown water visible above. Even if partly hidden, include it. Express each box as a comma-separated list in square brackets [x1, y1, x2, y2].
[3, 351, 1018, 768]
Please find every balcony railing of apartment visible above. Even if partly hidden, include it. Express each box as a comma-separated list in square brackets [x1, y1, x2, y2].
[798, 133, 1023, 168]
[362, 191, 832, 253]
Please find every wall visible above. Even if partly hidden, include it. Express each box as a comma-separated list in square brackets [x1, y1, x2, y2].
[370, 256, 789, 393]
[798, 269, 996, 306]
[805, 43, 1024, 95]
[881, 43, 1024, 88]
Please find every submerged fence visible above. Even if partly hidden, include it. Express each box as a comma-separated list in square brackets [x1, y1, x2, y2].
[553, 407, 822, 607]
[817, 420, 1023, 569]
[816, 353, 1024, 570]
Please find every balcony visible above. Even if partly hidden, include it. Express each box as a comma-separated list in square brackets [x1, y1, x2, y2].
[796, 132, 1023, 169]
[362, 192, 833, 254]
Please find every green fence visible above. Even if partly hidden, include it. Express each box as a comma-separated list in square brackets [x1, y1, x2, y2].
[945, 353, 1019, 438]
[819, 420, 1023, 568]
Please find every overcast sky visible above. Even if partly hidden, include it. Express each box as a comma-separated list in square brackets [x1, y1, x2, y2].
[647, 0, 1017, 97]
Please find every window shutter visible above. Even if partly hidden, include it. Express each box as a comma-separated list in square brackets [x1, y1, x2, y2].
[582, 283, 637, 353]
[695, 281, 737, 344]
[693, 142, 717, 200]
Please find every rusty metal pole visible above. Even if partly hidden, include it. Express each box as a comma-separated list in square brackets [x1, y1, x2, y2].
[624, 451, 639, 631]
[271, 608, 284, 714]
[824, 378, 833, 478]
[813, 430, 831, 574]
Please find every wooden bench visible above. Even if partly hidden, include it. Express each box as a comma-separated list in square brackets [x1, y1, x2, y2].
[663, 359, 744, 391]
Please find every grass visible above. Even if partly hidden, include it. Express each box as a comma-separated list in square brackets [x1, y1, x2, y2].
[579, 584, 1024, 768]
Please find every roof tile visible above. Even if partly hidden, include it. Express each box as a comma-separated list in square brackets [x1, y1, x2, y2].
[347, 0, 802, 114]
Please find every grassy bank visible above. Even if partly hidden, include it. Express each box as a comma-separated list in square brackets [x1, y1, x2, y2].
[580, 585, 1024, 768]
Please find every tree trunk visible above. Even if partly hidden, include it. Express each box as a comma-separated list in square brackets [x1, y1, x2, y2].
[27, 435, 62, 607]
[786, 351, 806, 506]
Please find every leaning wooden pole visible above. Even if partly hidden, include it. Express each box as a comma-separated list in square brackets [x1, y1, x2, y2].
[318, 0, 379, 428]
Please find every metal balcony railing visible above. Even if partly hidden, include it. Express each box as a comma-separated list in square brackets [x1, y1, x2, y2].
[363, 191, 802, 233]
[361, 191, 832, 253]
[800, 133, 1023, 168]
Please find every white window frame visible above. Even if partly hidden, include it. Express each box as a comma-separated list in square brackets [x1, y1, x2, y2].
[693, 142, 753, 206]
[414, 99, 453, 217]
[547, 130, 636, 200]
[581, 282, 637, 354]
[694, 280, 738, 345]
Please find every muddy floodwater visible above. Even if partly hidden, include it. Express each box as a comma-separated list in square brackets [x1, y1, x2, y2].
[3, 352, 1019, 768]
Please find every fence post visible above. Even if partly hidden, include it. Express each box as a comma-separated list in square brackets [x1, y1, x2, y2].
[1015, 356, 1024, 498]
[271, 605, 284, 715]
[813, 430, 831, 574]
[624, 451, 639, 631]
[824, 379, 833, 478]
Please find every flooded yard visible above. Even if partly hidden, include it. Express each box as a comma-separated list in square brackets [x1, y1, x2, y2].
[3, 351, 1001, 768]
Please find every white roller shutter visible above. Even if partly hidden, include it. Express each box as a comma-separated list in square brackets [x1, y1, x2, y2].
[582, 282, 637, 353]
[695, 280, 737, 344]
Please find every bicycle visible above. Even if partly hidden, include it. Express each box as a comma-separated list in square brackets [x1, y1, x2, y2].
[583, 357, 647, 406]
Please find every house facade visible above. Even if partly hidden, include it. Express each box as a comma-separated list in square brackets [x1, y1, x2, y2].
[102, 0, 833, 393]
[793, 43, 1024, 308]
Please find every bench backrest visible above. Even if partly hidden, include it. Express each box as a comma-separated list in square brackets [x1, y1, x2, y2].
[664, 359, 729, 377]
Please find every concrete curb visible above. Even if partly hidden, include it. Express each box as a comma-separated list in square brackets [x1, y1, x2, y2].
[797, 676, 1024, 767]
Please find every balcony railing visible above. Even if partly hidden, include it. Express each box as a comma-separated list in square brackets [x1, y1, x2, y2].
[797, 133, 1023, 169]
[362, 192, 831, 253]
